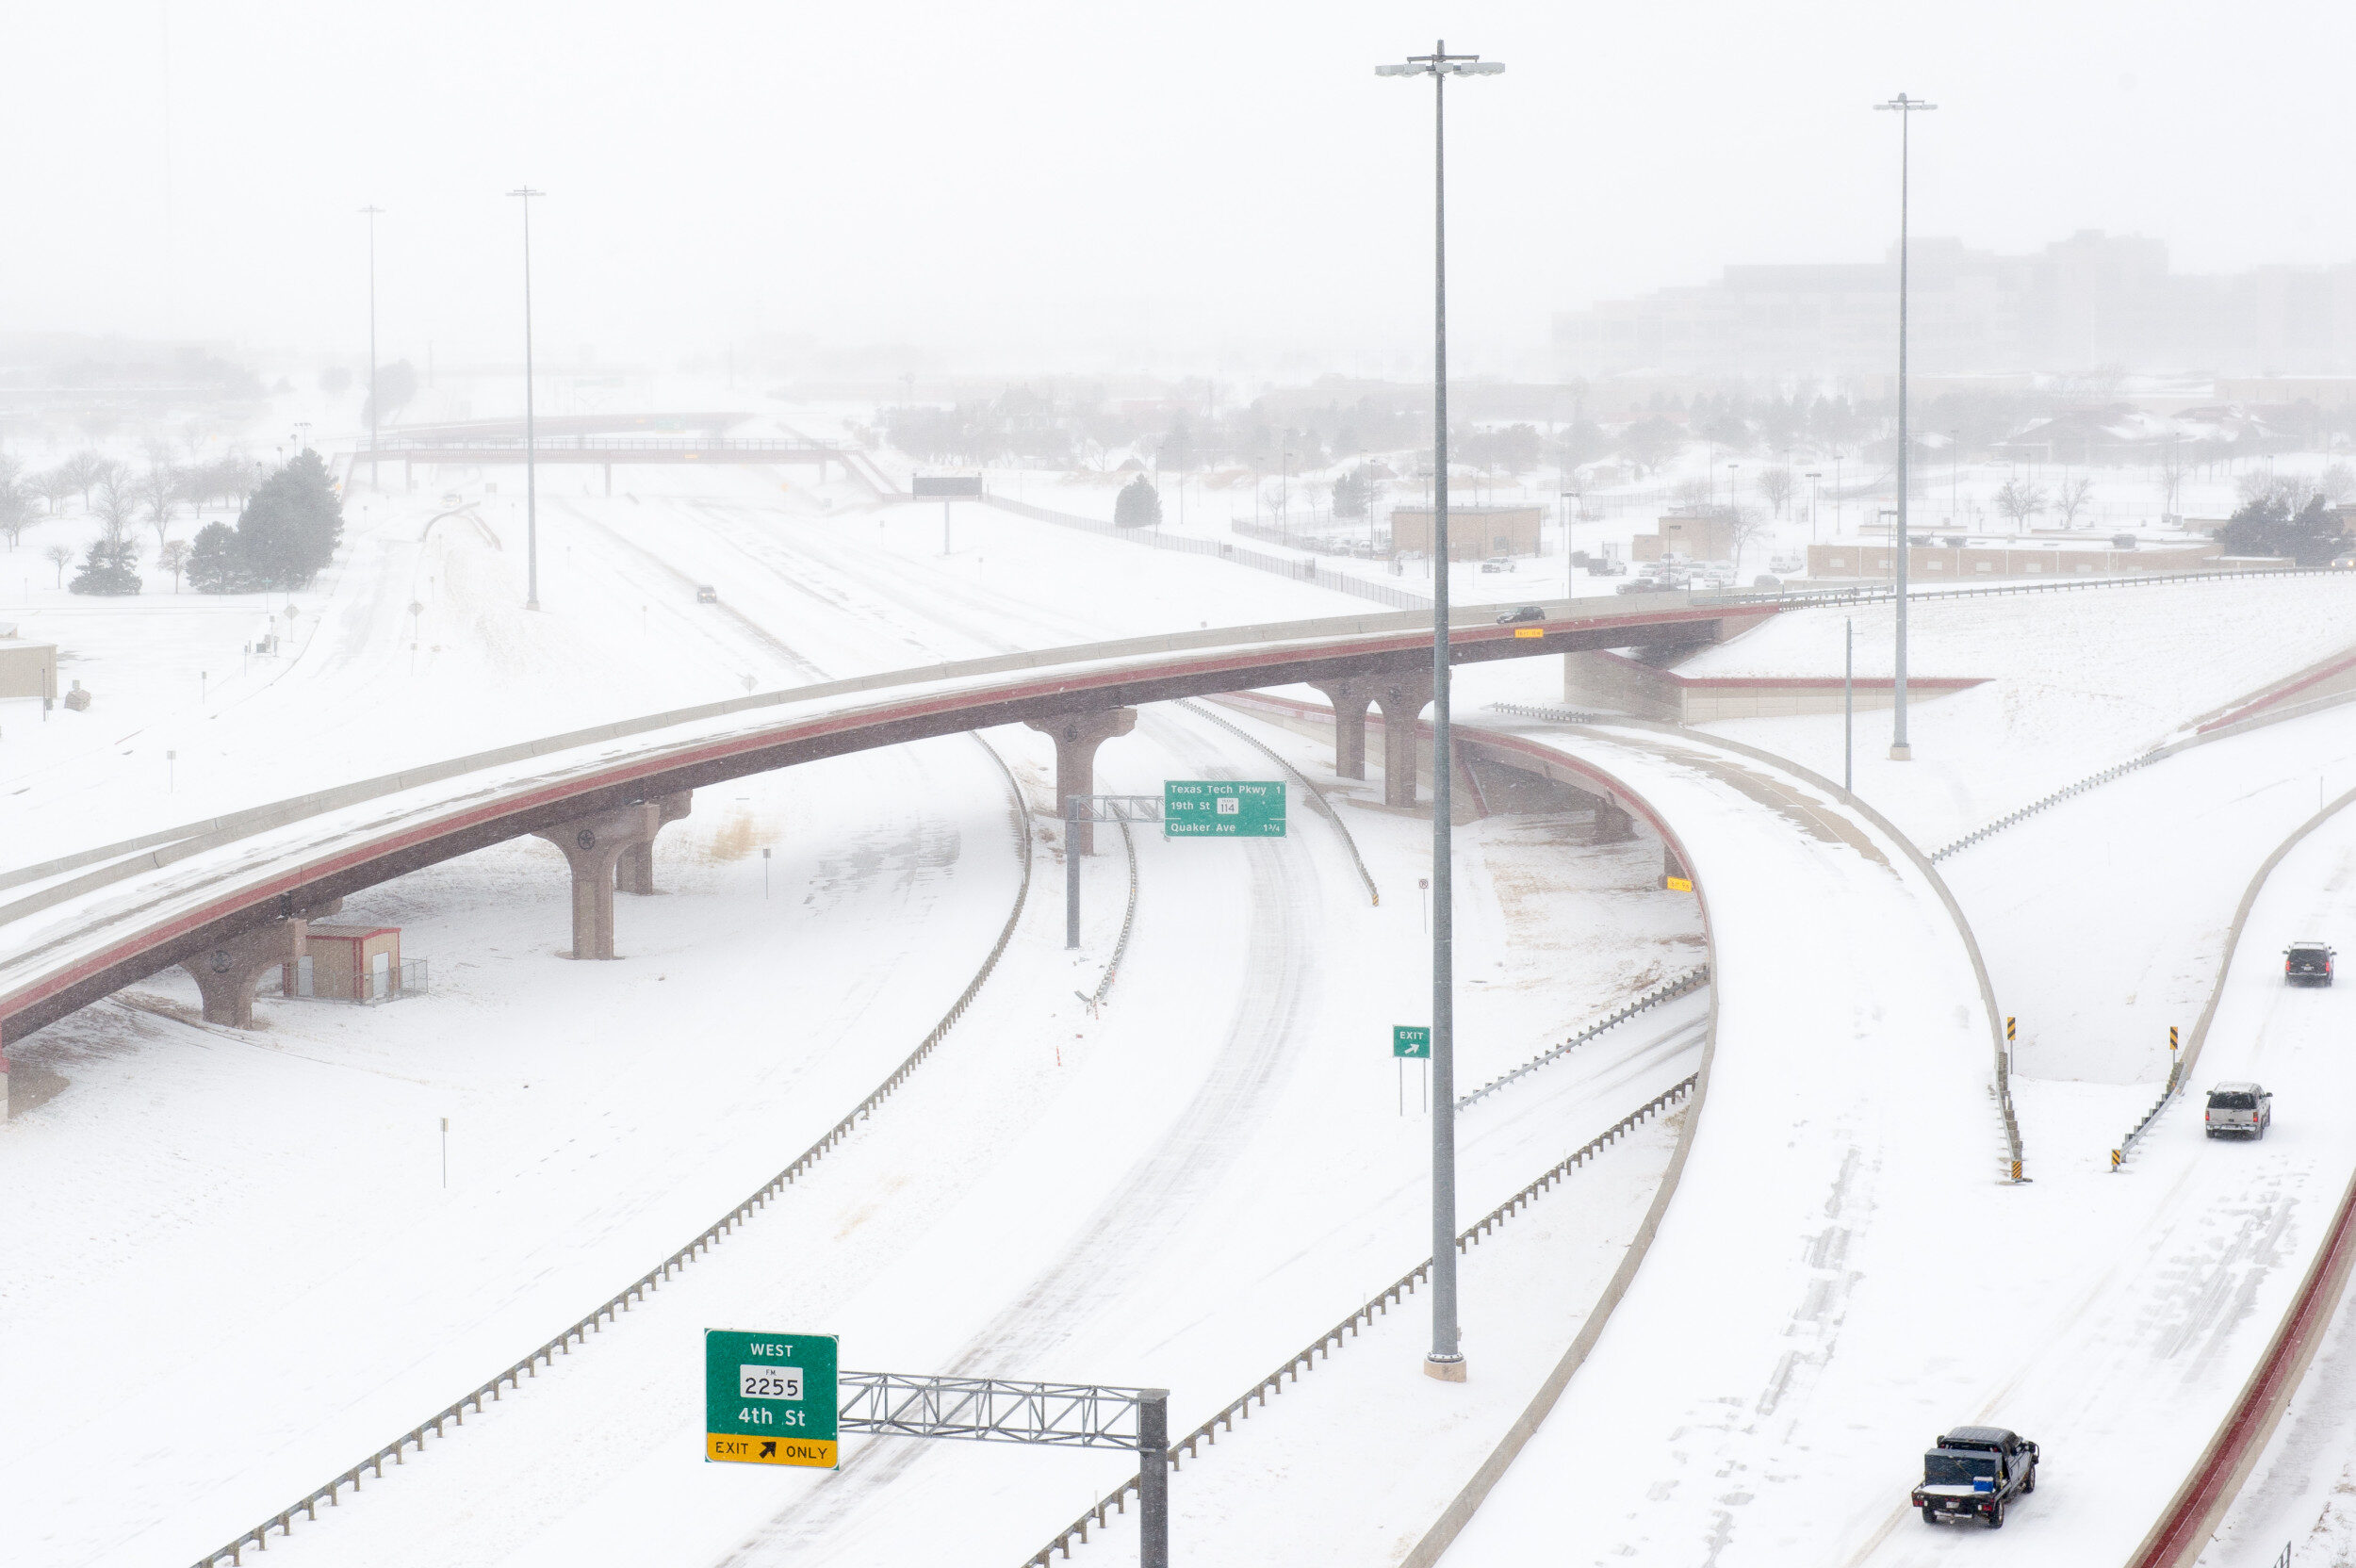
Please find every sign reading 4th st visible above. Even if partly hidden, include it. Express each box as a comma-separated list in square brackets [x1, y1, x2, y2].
[706, 1329, 839, 1468]
[1164, 779, 1285, 838]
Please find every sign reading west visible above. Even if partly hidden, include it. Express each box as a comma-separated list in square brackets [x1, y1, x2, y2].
[706, 1329, 839, 1468]
[1164, 780, 1286, 839]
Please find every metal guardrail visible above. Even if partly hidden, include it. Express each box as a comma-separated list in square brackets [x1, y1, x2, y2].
[1017, 1073, 1700, 1567]
[2112, 1058, 2185, 1170]
[1483, 700, 1625, 727]
[1178, 698, 1380, 906]
[1086, 822, 1139, 1011]
[377, 435, 829, 453]
[982, 494, 1433, 612]
[1690, 561, 2338, 612]
[1457, 967, 1710, 1108]
[1928, 757, 2161, 861]
[185, 735, 1037, 1568]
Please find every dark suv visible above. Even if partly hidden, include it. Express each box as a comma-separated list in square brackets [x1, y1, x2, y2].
[2285, 940, 2334, 985]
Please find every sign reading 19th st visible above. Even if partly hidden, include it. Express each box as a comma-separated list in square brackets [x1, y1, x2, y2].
[706, 1329, 838, 1468]
[1164, 779, 1285, 838]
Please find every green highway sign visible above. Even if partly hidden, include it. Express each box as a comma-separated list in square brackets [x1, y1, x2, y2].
[706, 1329, 839, 1468]
[1394, 1025, 1431, 1059]
[1164, 779, 1285, 838]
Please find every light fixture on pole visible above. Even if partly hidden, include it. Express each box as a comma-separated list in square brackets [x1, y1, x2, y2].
[1377, 36, 1503, 1388]
[508, 186, 547, 612]
[1874, 92, 1935, 761]
[360, 204, 384, 491]
[1805, 470, 1823, 544]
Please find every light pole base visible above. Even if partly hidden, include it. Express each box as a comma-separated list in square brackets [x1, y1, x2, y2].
[1888, 742, 1912, 761]
[1423, 1353, 1467, 1382]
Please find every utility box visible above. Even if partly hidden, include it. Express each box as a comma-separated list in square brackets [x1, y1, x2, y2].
[293, 924, 404, 1001]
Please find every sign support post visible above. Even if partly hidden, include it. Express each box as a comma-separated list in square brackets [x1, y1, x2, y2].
[1138, 1389, 1170, 1568]
[912, 474, 984, 554]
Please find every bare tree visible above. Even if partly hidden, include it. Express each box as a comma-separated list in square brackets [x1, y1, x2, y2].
[1992, 479, 2046, 533]
[0, 482, 30, 550]
[1724, 505, 1772, 577]
[2054, 476, 2095, 529]
[42, 541, 74, 587]
[1672, 476, 1714, 508]
[2155, 437, 2191, 518]
[139, 464, 182, 549]
[61, 451, 117, 508]
[1755, 467, 1796, 518]
[2320, 463, 2356, 505]
[33, 466, 76, 514]
[157, 538, 193, 592]
[95, 477, 138, 537]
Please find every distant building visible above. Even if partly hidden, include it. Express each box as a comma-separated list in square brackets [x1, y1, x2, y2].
[1806, 537, 2221, 581]
[1631, 507, 1741, 563]
[1555, 231, 2356, 378]
[1388, 505, 1542, 561]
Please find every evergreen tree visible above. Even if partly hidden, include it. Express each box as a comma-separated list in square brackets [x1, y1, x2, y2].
[235, 451, 343, 588]
[188, 520, 246, 593]
[2219, 493, 2347, 567]
[1113, 473, 1163, 529]
[69, 534, 142, 596]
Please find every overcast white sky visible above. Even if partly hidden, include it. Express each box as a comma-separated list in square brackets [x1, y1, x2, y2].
[5, 1, 2352, 378]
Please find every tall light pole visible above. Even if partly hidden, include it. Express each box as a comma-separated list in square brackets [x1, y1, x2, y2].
[508, 186, 547, 612]
[360, 204, 384, 491]
[1806, 469, 1823, 545]
[1875, 93, 1935, 761]
[1378, 37, 1503, 1387]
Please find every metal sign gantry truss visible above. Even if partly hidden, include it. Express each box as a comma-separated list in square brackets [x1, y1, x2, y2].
[839, 1372, 1169, 1566]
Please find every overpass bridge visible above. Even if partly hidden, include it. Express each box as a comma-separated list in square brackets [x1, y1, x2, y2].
[0, 594, 1767, 1076]
[367, 434, 844, 492]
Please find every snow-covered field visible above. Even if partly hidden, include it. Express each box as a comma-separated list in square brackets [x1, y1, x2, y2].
[13, 427, 2356, 1568]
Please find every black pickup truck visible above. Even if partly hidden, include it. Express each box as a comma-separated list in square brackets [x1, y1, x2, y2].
[1911, 1426, 2039, 1527]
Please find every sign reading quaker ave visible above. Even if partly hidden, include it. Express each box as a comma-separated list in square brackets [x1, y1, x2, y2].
[1163, 780, 1285, 839]
[706, 1329, 839, 1468]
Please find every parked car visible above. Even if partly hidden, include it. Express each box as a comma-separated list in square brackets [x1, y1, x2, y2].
[1587, 557, 1628, 577]
[2285, 939, 2335, 985]
[1768, 553, 1803, 574]
[1752, 574, 1783, 589]
[1912, 1427, 2039, 1528]
[1480, 556, 1516, 574]
[2205, 1083, 2273, 1139]
[1615, 578, 1662, 596]
[1496, 605, 1545, 624]
[2112, 532, 2139, 548]
[695, 585, 720, 604]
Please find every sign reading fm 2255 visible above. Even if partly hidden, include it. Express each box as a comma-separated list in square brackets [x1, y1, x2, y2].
[1164, 779, 1285, 838]
[706, 1329, 838, 1468]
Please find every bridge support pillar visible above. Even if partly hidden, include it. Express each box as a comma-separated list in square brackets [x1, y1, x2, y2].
[1025, 707, 1138, 857]
[1593, 797, 1637, 843]
[534, 803, 663, 959]
[1310, 678, 1379, 780]
[183, 913, 320, 1029]
[1662, 841, 1692, 890]
[615, 792, 694, 895]
[1376, 672, 1435, 808]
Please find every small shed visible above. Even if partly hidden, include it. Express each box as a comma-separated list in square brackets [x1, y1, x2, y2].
[0, 634, 58, 702]
[296, 924, 404, 1002]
